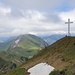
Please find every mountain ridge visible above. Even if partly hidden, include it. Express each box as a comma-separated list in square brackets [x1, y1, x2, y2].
[19, 36, 75, 75]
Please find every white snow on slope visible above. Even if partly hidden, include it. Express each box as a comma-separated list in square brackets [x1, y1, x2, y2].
[15, 39, 20, 44]
[12, 39, 20, 48]
[28, 63, 54, 75]
[13, 45, 17, 48]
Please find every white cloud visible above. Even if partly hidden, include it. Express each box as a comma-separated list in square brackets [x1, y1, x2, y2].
[0, 5, 70, 37]
[0, 8, 47, 36]
[0, 0, 75, 37]
[0, 7, 11, 16]
[59, 9, 75, 21]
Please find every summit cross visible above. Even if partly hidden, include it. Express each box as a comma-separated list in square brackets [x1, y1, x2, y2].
[65, 18, 73, 36]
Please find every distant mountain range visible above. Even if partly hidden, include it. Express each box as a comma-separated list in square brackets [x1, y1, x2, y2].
[0, 36, 17, 43]
[41, 34, 65, 45]
[0, 34, 65, 45]
[9, 36, 75, 75]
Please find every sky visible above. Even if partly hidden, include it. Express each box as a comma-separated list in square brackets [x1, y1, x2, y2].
[0, 0, 75, 37]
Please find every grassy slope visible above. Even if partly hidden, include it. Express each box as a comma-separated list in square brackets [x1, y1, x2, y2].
[6, 68, 29, 75]
[8, 34, 47, 58]
[18, 34, 46, 50]
[0, 34, 47, 75]
[0, 57, 7, 69]
[0, 57, 12, 75]
[0, 42, 12, 51]
[18, 36, 75, 75]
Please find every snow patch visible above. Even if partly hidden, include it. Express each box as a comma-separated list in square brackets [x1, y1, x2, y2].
[12, 39, 20, 48]
[13, 45, 17, 48]
[15, 39, 20, 44]
[28, 63, 54, 75]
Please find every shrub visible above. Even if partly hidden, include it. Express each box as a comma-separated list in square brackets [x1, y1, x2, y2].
[49, 70, 65, 75]
[49, 70, 60, 75]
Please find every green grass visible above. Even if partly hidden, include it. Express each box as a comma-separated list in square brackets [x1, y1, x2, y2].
[6, 68, 28, 75]
[0, 57, 7, 69]
[18, 34, 45, 50]
[49, 70, 60, 75]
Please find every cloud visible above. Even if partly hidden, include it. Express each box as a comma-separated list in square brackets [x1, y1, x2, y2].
[0, 0, 75, 37]
[0, 6, 65, 37]
[59, 9, 75, 21]
[5, 0, 64, 11]
[4, 0, 75, 13]
[0, 7, 11, 16]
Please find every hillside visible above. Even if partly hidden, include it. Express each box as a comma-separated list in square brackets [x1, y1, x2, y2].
[0, 57, 17, 75]
[0, 42, 12, 51]
[0, 36, 17, 51]
[7, 36, 75, 75]
[0, 34, 47, 67]
[7, 34, 47, 58]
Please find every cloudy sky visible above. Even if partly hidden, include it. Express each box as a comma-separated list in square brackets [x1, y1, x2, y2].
[0, 0, 75, 37]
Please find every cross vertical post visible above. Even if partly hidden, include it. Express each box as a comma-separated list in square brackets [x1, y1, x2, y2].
[65, 19, 73, 36]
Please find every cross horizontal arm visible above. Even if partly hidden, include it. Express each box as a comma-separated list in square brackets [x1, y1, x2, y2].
[65, 22, 68, 24]
[70, 22, 73, 23]
[65, 22, 73, 24]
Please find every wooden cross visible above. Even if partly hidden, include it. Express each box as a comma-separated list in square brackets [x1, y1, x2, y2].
[65, 19, 73, 36]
